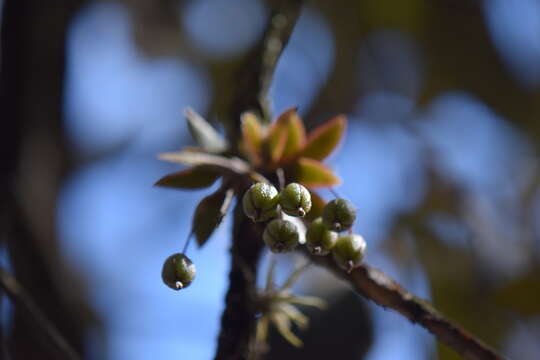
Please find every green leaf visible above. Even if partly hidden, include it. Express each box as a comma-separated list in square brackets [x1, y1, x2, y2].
[292, 158, 341, 188]
[300, 115, 347, 160]
[154, 166, 221, 189]
[185, 108, 228, 153]
[192, 188, 234, 247]
[158, 151, 251, 175]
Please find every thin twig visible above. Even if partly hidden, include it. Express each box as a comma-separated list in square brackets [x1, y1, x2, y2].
[329, 188, 341, 199]
[181, 231, 193, 254]
[308, 254, 506, 360]
[0, 267, 81, 360]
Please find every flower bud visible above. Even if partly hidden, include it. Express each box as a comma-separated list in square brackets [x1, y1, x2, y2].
[161, 253, 196, 290]
[306, 217, 338, 255]
[332, 234, 366, 273]
[263, 219, 299, 253]
[322, 198, 356, 232]
[242, 182, 279, 222]
[279, 183, 312, 217]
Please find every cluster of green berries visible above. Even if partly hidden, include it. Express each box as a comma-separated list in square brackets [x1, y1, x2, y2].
[243, 182, 367, 272]
[243, 182, 312, 253]
[161, 182, 367, 291]
[309, 198, 366, 272]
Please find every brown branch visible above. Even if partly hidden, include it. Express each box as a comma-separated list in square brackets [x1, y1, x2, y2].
[215, 1, 304, 359]
[309, 255, 506, 360]
[214, 204, 265, 360]
[223, 0, 305, 147]
[0, 268, 81, 360]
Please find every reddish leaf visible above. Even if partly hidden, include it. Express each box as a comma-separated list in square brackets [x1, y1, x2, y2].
[277, 108, 306, 159]
[241, 111, 265, 163]
[305, 190, 326, 222]
[266, 107, 307, 163]
[155, 166, 221, 189]
[192, 188, 234, 247]
[300, 115, 347, 160]
[267, 125, 289, 163]
[293, 158, 341, 188]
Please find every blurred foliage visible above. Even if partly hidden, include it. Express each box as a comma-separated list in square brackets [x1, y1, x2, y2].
[494, 267, 540, 316]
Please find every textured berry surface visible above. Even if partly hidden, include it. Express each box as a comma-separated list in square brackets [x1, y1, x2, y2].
[306, 217, 338, 255]
[263, 219, 299, 253]
[322, 198, 356, 231]
[279, 183, 312, 217]
[332, 234, 366, 272]
[242, 182, 279, 222]
[161, 253, 196, 290]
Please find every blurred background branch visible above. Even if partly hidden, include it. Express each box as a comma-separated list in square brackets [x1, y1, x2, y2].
[0, 0, 97, 358]
[0, 267, 81, 360]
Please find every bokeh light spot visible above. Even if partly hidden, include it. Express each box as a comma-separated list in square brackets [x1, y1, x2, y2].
[182, 0, 267, 58]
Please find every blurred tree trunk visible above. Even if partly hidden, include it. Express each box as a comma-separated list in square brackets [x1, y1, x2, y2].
[0, 0, 95, 359]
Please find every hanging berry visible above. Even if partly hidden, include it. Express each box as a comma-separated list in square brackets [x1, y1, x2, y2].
[161, 253, 196, 290]
[322, 198, 356, 232]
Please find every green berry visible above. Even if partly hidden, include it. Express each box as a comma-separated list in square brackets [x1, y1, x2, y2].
[263, 219, 299, 253]
[161, 253, 196, 290]
[242, 182, 279, 222]
[332, 234, 366, 272]
[322, 198, 356, 232]
[279, 182, 312, 217]
[306, 217, 338, 255]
